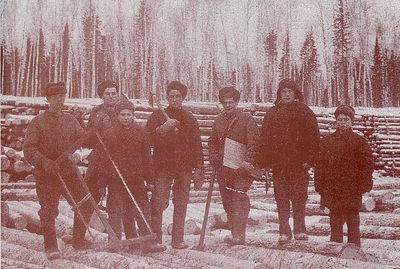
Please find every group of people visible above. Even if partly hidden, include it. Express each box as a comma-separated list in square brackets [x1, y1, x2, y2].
[23, 78, 374, 260]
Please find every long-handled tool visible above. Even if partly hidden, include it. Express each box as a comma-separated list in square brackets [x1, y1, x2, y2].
[69, 157, 155, 252]
[95, 132, 155, 237]
[196, 170, 216, 251]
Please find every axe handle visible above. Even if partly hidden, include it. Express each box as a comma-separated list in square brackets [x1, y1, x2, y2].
[197, 170, 216, 250]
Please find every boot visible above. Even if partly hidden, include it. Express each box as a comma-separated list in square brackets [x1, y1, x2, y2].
[171, 204, 188, 249]
[72, 210, 92, 250]
[229, 200, 249, 246]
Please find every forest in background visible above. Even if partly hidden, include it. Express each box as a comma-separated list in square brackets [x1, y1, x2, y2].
[0, 0, 399, 107]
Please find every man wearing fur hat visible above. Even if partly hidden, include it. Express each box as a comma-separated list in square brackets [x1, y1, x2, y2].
[97, 99, 166, 253]
[314, 105, 373, 247]
[208, 86, 260, 246]
[257, 79, 320, 244]
[23, 82, 86, 259]
[145, 81, 204, 249]
[72, 80, 123, 250]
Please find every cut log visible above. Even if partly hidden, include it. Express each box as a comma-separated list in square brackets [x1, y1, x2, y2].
[1, 154, 10, 171]
[362, 196, 376, 212]
[167, 219, 201, 235]
[1, 257, 52, 269]
[25, 174, 35, 182]
[1, 188, 37, 201]
[1, 201, 9, 226]
[8, 211, 27, 230]
[1, 241, 97, 269]
[7, 201, 42, 234]
[0, 182, 36, 189]
[89, 210, 107, 233]
[306, 223, 400, 240]
[1, 171, 10, 183]
[319, 213, 400, 228]
[1, 227, 157, 269]
[13, 160, 26, 173]
[202, 237, 392, 269]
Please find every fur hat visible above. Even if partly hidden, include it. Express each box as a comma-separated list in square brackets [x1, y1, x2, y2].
[97, 80, 118, 97]
[43, 82, 67, 97]
[114, 99, 135, 114]
[166, 81, 188, 99]
[334, 105, 355, 120]
[218, 87, 240, 103]
[274, 79, 303, 104]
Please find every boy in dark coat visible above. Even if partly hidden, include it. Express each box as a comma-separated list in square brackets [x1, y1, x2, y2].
[99, 99, 165, 253]
[145, 81, 204, 249]
[23, 82, 85, 259]
[257, 79, 320, 243]
[208, 87, 260, 246]
[314, 105, 374, 247]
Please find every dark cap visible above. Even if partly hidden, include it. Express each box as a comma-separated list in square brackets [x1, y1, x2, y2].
[166, 81, 188, 99]
[114, 99, 135, 114]
[275, 79, 303, 104]
[334, 105, 355, 120]
[97, 80, 119, 97]
[43, 82, 67, 97]
[218, 87, 240, 103]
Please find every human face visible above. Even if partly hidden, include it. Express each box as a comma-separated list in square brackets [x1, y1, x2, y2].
[280, 88, 296, 104]
[221, 97, 238, 114]
[117, 109, 134, 127]
[102, 87, 118, 106]
[46, 94, 66, 112]
[167, 89, 183, 109]
[336, 114, 353, 132]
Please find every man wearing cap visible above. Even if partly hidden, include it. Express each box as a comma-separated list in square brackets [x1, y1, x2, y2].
[314, 105, 373, 247]
[208, 86, 260, 246]
[71, 80, 124, 250]
[97, 99, 166, 253]
[23, 82, 86, 259]
[145, 81, 204, 249]
[257, 79, 320, 244]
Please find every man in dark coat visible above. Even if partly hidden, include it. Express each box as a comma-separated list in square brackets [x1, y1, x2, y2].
[257, 79, 320, 243]
[72, 80, 121, 249]
[208, 87, 260, 246]
[314, 105, 374, 247]
[145, 81, 204, 249]
[98, 99, 165, 253]
[23, 82, 85, 259]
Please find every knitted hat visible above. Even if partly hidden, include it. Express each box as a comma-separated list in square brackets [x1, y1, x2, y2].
[97, 80, 118, 97]
[43, 82, 67, 97]
[114, 99, 135, 114]
[334, 105, 355, 120]
[166, 81, 188, 99]
[274, 79, 303, 104]
[218, 87, 240, 103]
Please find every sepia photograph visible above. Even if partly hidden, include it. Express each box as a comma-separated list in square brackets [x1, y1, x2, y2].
[1, 0, 400, 268]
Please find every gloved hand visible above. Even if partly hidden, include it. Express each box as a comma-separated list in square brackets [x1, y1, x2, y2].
[43, 159, 60, 175]
[157, 119, 180, 135]
[193, 168, 204, 191]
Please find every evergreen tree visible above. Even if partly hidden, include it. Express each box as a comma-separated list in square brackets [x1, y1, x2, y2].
[300, 29, 318, 105]
[387, 51, 400, 106]
[278, 32, 290, 81]
[263, 30, 278, 102]
[61, 23, 70, 86]
[371, 36, 384, 107]
[332, 0, 351, 105]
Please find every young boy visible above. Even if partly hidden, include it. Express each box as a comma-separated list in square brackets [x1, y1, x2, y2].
[99, 99, 165, 253]
[314, 105, 374, 247]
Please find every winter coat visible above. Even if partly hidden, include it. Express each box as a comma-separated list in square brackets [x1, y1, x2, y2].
[145, 106, 204, 173]
[99, 122, 155, 191]
[23, 111, 85, 179]
[314, 129, 374, 210]
[257, 101, 320, 173]
[208, 109, 260, 170]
